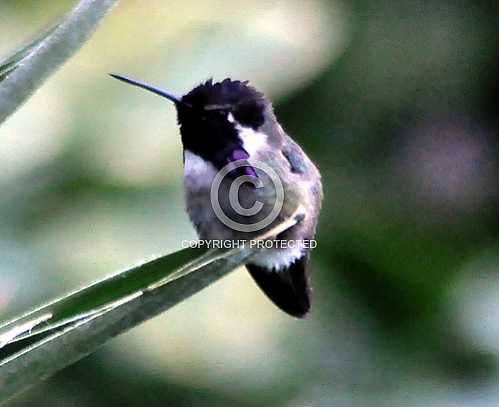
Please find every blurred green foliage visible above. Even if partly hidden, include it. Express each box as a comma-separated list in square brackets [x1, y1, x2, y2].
[1, 0, 499, 406]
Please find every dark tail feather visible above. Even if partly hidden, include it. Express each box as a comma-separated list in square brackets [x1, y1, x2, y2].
[246, 255, 311, 318]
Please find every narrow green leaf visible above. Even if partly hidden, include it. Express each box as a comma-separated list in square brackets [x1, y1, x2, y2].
[0, 26, 57, 80]
[0, 247, 201, 344]
[0, 247, 250, 403]
[0, 0, 118, 124]
[0, 209, 303, 403]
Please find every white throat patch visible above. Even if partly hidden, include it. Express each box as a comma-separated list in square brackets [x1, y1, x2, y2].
[228, 112, 267, 157]
[184, 150, 217, 190]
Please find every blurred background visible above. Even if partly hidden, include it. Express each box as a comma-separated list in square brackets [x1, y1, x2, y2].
[1, 0, 499, 405]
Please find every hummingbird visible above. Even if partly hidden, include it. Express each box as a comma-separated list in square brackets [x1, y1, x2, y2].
[110, 74, 323, 318]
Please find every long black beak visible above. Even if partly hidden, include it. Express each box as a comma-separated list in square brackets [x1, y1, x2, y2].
[109, 73, 190, 108]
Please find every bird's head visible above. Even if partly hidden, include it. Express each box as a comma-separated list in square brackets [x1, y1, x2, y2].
[109, 74, 275, 166]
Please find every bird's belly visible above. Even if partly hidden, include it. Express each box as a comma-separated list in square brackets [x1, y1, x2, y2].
[183, 150, 320, 258]
[250, 242, 306, 270]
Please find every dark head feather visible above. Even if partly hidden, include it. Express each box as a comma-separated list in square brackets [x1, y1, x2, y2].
[177, 78, 271, 170]
[182, 78, 264, 107]
[180, 78, 267, 129]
